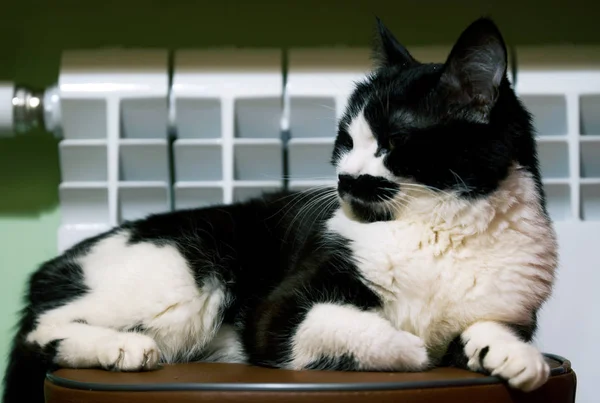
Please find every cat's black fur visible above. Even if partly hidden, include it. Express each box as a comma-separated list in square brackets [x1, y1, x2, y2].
[3, 190, 374, 403]
[123, 190, 382, 369]
[3, 17, 547, 403]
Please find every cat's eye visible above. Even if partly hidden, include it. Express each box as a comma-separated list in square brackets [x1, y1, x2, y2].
[388, 136, 401, 151]
[388, 133, 409, 151]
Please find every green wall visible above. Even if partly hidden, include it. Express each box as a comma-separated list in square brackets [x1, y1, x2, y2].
[1, 0, 598, 387]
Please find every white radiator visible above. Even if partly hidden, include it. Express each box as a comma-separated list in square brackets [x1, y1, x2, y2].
[2, 45, 599, 402]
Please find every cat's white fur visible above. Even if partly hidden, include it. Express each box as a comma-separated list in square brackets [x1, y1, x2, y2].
[25, 109, 556, 392]
[293, 110, 557, 392]
[290, 303, 428, 371]
[336, 112, 393, 180]
[27, 233, 239, 369]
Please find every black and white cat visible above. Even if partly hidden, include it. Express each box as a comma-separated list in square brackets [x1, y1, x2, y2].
[3, 17, 558, 403]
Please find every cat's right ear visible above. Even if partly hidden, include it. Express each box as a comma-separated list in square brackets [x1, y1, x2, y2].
[373, 17, 417, 69]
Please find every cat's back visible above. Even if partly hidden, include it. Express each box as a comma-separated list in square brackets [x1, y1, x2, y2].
[35, 188, 334, 305]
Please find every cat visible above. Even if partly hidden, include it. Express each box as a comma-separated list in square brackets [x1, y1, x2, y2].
[3, 17, 558, 403]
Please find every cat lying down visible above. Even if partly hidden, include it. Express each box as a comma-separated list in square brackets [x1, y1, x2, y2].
[3, 17, 557, 403]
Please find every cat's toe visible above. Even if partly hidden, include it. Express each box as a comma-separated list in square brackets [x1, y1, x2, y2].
[468, 341, 549, 392]
[98, 333, 160, 371]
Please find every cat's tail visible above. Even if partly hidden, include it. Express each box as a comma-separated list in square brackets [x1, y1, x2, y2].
[2, 310, 52, 403]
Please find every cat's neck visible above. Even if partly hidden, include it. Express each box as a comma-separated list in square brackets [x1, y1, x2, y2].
[399, 164, 546, 233]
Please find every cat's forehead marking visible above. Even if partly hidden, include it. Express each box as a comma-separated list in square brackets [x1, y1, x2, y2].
[338, 110, 390, 179]
[348, 111, 375, 146]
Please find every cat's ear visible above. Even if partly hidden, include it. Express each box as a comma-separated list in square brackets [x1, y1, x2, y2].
[373, 17, 416, 68]
[439, 18, 507, 114]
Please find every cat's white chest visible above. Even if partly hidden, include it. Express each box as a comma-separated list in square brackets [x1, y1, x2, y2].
[329, 212, 469, 336]
[326, 202, 555, 357]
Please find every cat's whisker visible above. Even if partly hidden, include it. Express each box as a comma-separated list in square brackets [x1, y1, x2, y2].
[387, 198, 411, 214]
[270, 187, 336, 225]
[404, 185, 452, 197]
[373, 194, 407, 214]
[317, 196, 341, 227]
[397, 186, 450, 204]
[277, 185, 335, 200]
[269, 192, 321, 220]
[310, 103, 337, 112]
[285, 189, 337, 229]
[378, 190, 419, 205]
[449, 169, 472, 193]
[285, 191, 337, 242]
[395, 182, 448, 192]
[377, 195, 396, 219]
[289, 192, 337, 227]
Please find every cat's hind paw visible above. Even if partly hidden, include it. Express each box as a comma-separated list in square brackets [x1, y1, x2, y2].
[97, 332, 160, 371]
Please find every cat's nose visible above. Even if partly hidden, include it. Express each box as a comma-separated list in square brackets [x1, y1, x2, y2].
[338, 174, 355, 193]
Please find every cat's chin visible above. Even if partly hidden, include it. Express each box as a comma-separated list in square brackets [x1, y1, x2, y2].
[339, 196, 397, 223]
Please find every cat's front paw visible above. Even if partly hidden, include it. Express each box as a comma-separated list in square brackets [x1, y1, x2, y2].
[97, 333, 160, 371]
[465, 340, 550, 392]
[356, 330, 429, 372]
[388, 331, 430, 371]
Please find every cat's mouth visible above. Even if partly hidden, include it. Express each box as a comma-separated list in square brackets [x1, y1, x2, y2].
[337, 174, 401, 222]
[337, 174, 399, 205]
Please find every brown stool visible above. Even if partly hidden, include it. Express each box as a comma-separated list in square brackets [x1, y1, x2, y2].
[45, 353, 576, 403]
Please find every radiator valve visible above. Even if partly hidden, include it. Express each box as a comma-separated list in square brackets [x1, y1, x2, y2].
[0, 82, 61, 137]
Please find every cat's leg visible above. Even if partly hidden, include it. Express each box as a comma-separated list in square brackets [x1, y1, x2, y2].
[246, 250, 429, 372]
[460, 321, 549, 392]
[288, 303, 429, 371]
[26, 321, 160, 371]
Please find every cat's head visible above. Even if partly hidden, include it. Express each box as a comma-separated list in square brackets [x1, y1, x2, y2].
[332, 17, 538, 222]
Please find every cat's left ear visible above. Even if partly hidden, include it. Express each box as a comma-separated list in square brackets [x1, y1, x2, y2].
[373, 17, 417, 68]
[440, 18, 507, 114]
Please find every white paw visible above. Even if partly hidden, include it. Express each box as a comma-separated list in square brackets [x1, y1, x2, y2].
[372, 331, 429, 371]
[97, 332, 160, 371]
[465, 340, 550, 392]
